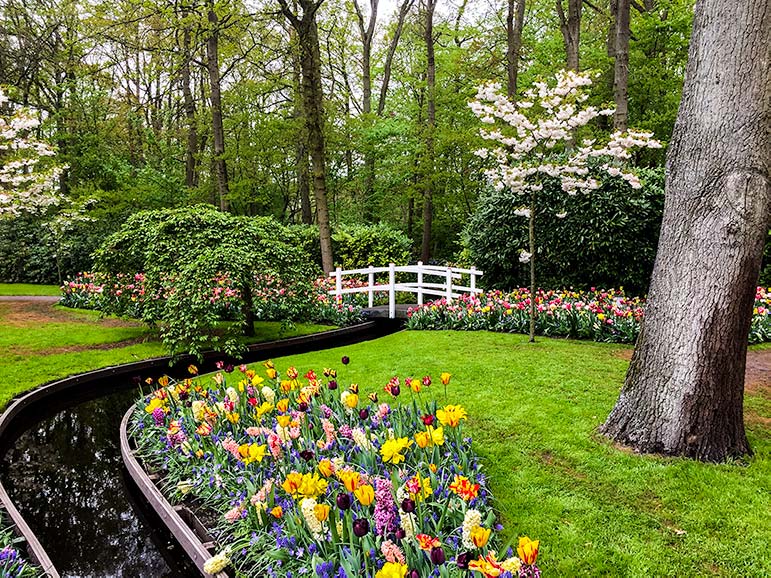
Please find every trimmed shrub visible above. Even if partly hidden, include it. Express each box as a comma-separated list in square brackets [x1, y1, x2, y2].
[464, 167, 665, 294]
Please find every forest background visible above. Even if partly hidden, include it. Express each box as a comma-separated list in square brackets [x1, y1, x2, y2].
[2, 0, 766, 291]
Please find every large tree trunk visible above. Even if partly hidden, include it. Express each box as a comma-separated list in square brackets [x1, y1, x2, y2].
[506, 0, 526, 99]
[555, 0, 582, 70]
[206, 1, 229, 211]
[613, 0, 630, 131]
[420, 0, 437, 264]
[600, 0, 770, 462]
[279, 0, 334, 273]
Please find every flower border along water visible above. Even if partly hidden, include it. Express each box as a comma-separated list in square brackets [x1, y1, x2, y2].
[130, 359, 541, 578]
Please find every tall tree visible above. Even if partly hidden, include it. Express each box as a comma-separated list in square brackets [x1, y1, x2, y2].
[612, 0, 631, 130]
[600, 0, 770, 462]
[206, 0, 230, 211]
[506, 0, 526, 99]
[555, 0, 582, 70]
[420, 0, 438, 263]
[278, 0, 334, 272]
[179, 6, 200, 189]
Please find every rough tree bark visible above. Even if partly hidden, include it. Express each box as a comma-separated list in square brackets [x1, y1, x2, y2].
[506, 0, 526, 99]
[279, 0, 334, 273]
[613, 0, 630, 130]
[555, 0, 582, 70]
[206, 0, 229, 211]
[600, 0, 771, 462]
[420, 0, 438, 264]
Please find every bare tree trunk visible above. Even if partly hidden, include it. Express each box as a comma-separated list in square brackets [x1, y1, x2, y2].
[420, 0, 437, 264]
[506, 0, 526, 99]
[291, 31, 313, 224]
[206, 1, 229, 211]
[613, 0, 630, 131]
[181, 24, 199, 189]
[377, 0, 415, 116]
[353, 0, 378, 220]
[555, 0, 582, 70]
[279, 0, 334, 273]
[600, 0, 770, 462]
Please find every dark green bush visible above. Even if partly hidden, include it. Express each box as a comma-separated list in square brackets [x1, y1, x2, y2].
[464, 167, 665, 294]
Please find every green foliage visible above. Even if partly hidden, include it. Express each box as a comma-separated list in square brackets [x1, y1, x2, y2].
[288, 223, 413, 269]
[465, 167, 665, 294]
[760, 231, 771, 286]
[93, 205, 314, 358]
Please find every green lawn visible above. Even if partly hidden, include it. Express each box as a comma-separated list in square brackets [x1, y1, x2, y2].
[0, 283, 61, 296]
[259, 331, 770, 577]
[0, 302, 334, 407]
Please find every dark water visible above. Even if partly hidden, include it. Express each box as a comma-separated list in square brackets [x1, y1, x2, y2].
[1, 388, 197, 578]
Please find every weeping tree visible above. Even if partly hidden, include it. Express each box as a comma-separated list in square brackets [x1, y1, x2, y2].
[94, 205, 312, 358]
[600, 0, 770, 462]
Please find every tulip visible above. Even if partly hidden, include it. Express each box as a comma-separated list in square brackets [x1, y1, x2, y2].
[401, 498, 415, 513]
[359, 408, 370, 420]
[394, 527, 406, 541]
[299, 449, 314, 461]
[406, 570, 419, 578]
[456, 552, 472, 569]
[341, 356, 350, 365]
[336, 493, 351, 510]
[328, 380, 338, 390]
[298, 402, 309, 412]
[352, 518, 369, 537]
[430, 546, 446, 565]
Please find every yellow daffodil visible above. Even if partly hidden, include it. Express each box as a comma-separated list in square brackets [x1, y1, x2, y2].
[276, 415, 292, 428]
[437, 404, 467, 427]
[251, 375, 265, 387]
[375, 562, 407, 578]
[144, 397, 165, 414]
[226, 412, 240, 424]
[238, 443, 266, 465]
[255, 401, 273, 418]
[298, 472, 328, 499]
[380, 437, 412, 464]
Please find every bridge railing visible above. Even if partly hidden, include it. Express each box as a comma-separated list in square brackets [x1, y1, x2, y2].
[328, 261, 483, 318]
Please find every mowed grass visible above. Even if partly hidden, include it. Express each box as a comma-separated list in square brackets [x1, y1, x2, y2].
[0, 301, 334, 407]
[259, 331, 770, 577]
[0, 283, 60, 296]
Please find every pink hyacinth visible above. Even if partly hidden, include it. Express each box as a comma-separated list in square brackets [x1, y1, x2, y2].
[381, 540, 405, 564]
[374, 477, 398, 536]
[221, 437, 241, 459]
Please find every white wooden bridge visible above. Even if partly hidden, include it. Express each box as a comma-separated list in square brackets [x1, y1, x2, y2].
[328, 262, 483, 319]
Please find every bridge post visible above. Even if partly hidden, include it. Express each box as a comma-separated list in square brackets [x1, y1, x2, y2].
[445, 267, 453, 302]
[335, 267, 342, 304]
[368, 266, 374, 308]
[417, 261, 424, 305]
[388, 263, 396, 318]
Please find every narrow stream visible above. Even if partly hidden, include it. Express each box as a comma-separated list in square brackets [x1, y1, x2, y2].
[0, 387, 197, 578]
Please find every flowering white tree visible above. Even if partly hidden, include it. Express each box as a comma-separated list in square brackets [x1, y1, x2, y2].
[469, 69, 662, 342]
[0, 88, 64, 217]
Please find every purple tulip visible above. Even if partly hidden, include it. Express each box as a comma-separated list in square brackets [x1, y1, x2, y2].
[352, 518, 369, 537]
[299, 449, 314, 461]
[430, 546, 446, 565]
[336, 493, 351, 510]
[401, 498, 415, 513]
[456, 552, 472, 569]
[394, 527, 406, 541]
[359, 408, 370, 420]
[341, 356, 350, 365]
[298, 402, 309, 412]
[328, 380, 338, 390]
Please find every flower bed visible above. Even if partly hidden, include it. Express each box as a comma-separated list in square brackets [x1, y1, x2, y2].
[129, 361, 541, 577]
[0, 520, 42, 578]
[406, 287, 771, 344]
[60, 272, 364, 327]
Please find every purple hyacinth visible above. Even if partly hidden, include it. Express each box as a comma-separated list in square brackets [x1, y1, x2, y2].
[152, 407, 165, 426]
[374, 477, 398, 536]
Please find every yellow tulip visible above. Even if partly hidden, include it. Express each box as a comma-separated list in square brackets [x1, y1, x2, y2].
[517, 536, 539, 565]
[313, 503, 330, 522]
[317, 459, 333, 478]
[470, 525, 491, 548]
[354, 484, 375, 506]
